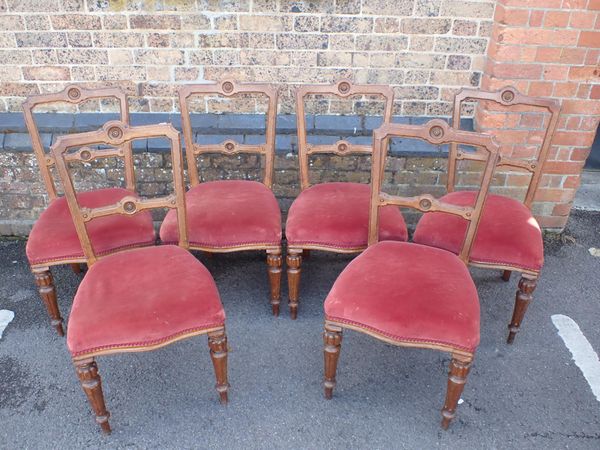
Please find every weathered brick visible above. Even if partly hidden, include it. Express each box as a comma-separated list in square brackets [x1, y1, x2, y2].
[374, 18, 400, 34]
[362, 0, 412, 16]
[0, 50, 33, 65]
[102, 14, 128, 30]
[240, 14, 290, 31]
[15, 32, 68, 47]
[214, 14, 239, 30]
[447, 54, 471, 70]
[321, 16, 373, 33]
[6, 0, 60, 11]
[356, 35, 408, 51]
[440, 1, 495, 19]
[181, 14, 211, 30]
[57, 49, 109, 65]
[67, 32, 93, 48]
[135, 49, 185, 65]
[51, 14, 101, 29]
[0, 15, 23, 30]
[435, 37, 488, 54]
[94, 32, 145, 48]
[22, 66, 70, 81]
[277, 33, 327, 50]
[130, 14, 181, 30]
[401, 18, 451, 34]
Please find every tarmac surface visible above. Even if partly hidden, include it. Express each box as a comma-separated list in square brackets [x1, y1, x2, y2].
[1, 210, 599, 449]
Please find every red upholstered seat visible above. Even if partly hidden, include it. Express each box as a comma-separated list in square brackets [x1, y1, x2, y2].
[160, 180, 281, 248]
[413, 191, 544, 272]
[324, 241, 480, 353]
[67, 245, 225, 357]
[286, 182, 408, 249]
[26, 188, 156, 266]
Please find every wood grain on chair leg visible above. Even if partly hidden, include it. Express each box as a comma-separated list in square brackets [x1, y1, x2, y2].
[507, 274, 537, 344]
[501, 270, 511, 282]
[74, 358, 111, 434]
[208, 329, 229, 404]
[32, 266, 64, 336]
[70, 263, 82, 274]
[286, 248, 303, 320]
[323, 323, 343, 399]
[441, 355, 472, 430]
[266, 248, 282, 316]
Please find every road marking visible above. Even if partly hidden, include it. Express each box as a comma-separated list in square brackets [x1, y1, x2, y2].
[552, 314, 600, 402]
[0, 310, 15, 339]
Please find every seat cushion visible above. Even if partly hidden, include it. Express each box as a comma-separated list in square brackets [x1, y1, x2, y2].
[67, 245, 225, 357]
[26, 188, 156, 266]
[160, 180, 282, 249]
[413, 191, 544, 272]
[324, 241, 480, 353]
[285, 182, 408, 250]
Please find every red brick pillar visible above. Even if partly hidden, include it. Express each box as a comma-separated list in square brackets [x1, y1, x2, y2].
[479, 0, 600, 230]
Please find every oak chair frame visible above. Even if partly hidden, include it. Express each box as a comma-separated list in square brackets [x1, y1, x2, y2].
[448, 86, 560, 343]
[51, 121, 228, 433]
[22, 85, 138, 336]
[323, 119, 500, 429]
[287, 80, 395, 318]
[178, 80, 283, 314]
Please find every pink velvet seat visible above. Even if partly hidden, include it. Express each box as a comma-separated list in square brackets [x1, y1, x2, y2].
[413, 191, 543, 272]
[325, 241, 480, 353]
[26, 188, 156, 266]
[160, 180, 282, 249]
[67, 245, 225, 358]
[286, 182, 408, 250]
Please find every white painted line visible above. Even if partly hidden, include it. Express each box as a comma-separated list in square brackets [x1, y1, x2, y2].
[0, 310, 15, 339]
[552, 314, 600, 403]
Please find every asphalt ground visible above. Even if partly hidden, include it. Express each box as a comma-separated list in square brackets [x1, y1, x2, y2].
[1, 209, 599, 449]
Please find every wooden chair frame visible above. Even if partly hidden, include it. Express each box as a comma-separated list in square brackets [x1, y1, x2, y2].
[51, 122, 228, 433]
[23, 85, 134, 336]
[287, 80, 395, 319]
[448, 86, 560, 343]
[177, 80, 283, 314]
[323, 119, 500, 429]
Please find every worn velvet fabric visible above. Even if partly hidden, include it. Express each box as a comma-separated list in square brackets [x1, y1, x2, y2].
[160, 180, 282, 248]
[324, 241, 480, 352]
[413, 191, 544, 272]
[285, 182, 408, 249]
[26, 188, 156, 266]
[67, 245, 225, 357]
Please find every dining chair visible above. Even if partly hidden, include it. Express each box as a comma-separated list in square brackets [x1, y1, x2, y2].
[322, 120, 500, 429]
[23, 85, 155, 336]
[160, 79, 283, 315]
[51, 121, 229, 433]
[285, 80, 408, 319]
[413, 86, 560, 343]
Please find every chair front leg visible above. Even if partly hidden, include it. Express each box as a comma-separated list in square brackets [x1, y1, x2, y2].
[323, 323, 343, 399]
[32, 266, 64, 336]
[266, 247, 282, 316]
[286, 247, 303, 319]
[74, 358, 111, 434]
[441, 354, 472, 430]
[208, 329, 229, 404]
[507, 274, 538, 344]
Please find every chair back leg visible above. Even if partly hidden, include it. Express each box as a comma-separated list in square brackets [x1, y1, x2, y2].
[507, 274, 538, 344]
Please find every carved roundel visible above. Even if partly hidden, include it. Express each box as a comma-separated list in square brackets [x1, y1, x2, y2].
[107, 126, 123, 140]
[67, 87, 81, 100]
[338, 81, 351, 95]
[419, 198, 432, 210]
[501, 89, 515, 104]
[80, 149, 92, 161]
[222, 81, 234, 94]
[337, 142, 348, 152]
[224, 141, 235, 151]
[123, 201, 137, 213]
[429, 125, 444, 139]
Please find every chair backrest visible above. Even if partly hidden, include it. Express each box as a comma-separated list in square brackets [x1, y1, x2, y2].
[51, 121, 187, 266]
[23, 85, 132, 200]
[448, 86, 560, 209]
[369, 120, 500, 264]
[295, 79, 395, 190]
[178, 79, 279, 188]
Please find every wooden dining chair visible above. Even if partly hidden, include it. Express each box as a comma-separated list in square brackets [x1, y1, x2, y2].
[285, 80, 408, 319]
[51, 121, 229, 433]
[23, 85, 155, 336]
[160, 79, 283, 315]
[413, 87, 560, 343]
[322, 120, 500, 429]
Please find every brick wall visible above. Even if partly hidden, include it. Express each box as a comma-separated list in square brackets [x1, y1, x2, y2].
[0, 0, 598, 236]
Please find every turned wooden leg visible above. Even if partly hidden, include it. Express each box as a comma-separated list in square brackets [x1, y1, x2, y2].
[266, 248, 282, 316]
[70, 263, 82, 274]
[74, 358, 111, 434]
[501, 270, 511, 282]
[287, 248, 303, 320]
[323, 323, 343, 400]
[208, 329, 229, 404]
[32, 267, 64, 336]
[441, 355, 472, 430]
[507, 274, 538, 344]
